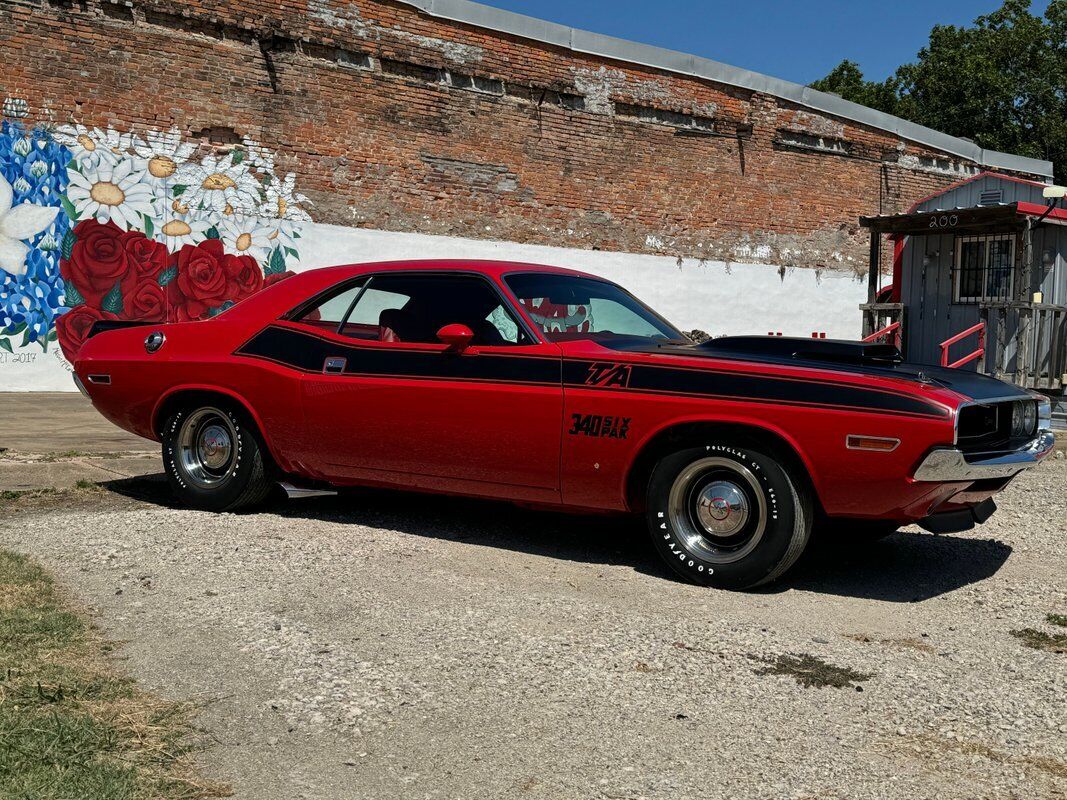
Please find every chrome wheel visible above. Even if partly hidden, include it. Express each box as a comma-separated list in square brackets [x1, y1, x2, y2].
[667, 457, 767, 565]
[177, 407, 237, 489]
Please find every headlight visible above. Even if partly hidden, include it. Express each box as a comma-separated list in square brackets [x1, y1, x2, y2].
[1011, 400, 1038, 438]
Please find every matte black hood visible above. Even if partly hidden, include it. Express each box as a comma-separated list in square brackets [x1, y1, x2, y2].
[602, 336, 1031, 403]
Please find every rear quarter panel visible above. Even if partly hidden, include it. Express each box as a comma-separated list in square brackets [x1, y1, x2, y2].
[74, 318, 304, 472]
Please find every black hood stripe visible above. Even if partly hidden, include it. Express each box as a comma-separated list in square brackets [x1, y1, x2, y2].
[236, 325, 949, 419]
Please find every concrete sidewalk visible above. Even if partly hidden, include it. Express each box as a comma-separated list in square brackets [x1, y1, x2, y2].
[0, 393, 160, 492]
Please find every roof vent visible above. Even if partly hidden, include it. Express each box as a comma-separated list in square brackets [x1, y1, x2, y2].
[979, 189, 1004, 206]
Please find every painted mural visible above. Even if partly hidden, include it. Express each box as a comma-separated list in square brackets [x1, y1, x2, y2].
[0, 100, 311, 365]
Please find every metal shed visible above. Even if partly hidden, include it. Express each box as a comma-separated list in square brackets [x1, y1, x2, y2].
[860, 173, 1067, 398]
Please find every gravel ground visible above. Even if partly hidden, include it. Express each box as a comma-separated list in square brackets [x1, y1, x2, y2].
[3, 460, 1065, 800]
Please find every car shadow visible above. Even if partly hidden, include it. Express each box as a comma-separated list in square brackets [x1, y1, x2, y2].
[100, 475, 1012, 602]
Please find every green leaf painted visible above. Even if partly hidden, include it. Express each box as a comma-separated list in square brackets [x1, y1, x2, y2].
[21, 328, 32, 348]
[101, 280, 124, 315]
[205, 226, 220, 240]
[61, 229, 76, 260]
[60, 195, 79, 222]
[172, 184, 188, 197]
[64, 282, 85, 307]
[285, 247, 299, 259]
[231, 148, 245, 165]
[47, 328, 58, 341]
[0, 338, 12, 354]
[157, 265, 178, 287]
[6, 322, 27, 337]
[266, 247, 286, 275]
[142, 215, 154, 239]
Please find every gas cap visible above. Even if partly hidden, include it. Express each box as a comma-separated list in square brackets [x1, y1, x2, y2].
[145, 331, 165, 353]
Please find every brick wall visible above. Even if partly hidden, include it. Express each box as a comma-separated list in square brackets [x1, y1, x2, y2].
[0, 0, 1041, 273]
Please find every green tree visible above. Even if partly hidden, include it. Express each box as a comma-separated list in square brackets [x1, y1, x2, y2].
[811, 0, 1066, 183]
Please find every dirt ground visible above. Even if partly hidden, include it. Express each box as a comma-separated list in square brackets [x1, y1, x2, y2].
[2, 452, 1064, 800]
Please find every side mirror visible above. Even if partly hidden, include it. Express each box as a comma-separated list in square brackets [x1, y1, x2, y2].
[437, 323, 474, 351]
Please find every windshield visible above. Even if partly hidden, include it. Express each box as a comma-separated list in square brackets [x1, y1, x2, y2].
[505, 273, 684, 343]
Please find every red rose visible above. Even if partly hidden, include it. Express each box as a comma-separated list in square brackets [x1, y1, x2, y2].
[126, 281, 167, 322]
[121, 230, 169, 281]
[223, 253, 264, 300]
[163, 276, 197, 323]
[61, 220, 129, 308]
[264, 270, 296, 287]
[175, 239, 228, 319]
[55, 305, 115, 361]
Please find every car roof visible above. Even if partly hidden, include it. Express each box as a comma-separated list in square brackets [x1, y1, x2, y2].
[302, 259, 604, 282]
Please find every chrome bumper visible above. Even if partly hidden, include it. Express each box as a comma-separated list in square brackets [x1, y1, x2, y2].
[913, 428, 1056, 482]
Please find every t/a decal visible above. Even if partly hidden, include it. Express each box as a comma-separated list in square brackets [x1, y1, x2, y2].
[584, 362, 632, 388]
[569, 414, 631, 439]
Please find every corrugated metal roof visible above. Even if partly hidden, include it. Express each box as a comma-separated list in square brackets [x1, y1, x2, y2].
[398, 0, 1054, 180]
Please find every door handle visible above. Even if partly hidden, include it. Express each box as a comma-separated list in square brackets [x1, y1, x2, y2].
[323, 357, 347, 374]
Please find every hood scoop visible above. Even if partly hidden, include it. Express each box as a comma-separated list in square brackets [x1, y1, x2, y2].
[696, 336, 903, 366]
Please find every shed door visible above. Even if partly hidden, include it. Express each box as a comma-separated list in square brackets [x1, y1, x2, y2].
[901, 233, 1013, 368]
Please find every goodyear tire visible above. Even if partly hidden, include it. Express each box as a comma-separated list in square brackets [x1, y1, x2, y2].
[646, 442, 811, 590]
[162, 403, 272, 512]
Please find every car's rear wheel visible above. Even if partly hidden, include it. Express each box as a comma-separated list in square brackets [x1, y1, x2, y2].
[646, 441, 811, 590]
[162, 403, 272, 512]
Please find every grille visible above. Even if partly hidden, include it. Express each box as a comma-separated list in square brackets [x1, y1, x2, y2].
[957, 402, 1012, 452]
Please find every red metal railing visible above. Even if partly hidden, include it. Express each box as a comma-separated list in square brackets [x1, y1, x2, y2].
[863, 321, 902, 350]
[940, 321, 986, 369]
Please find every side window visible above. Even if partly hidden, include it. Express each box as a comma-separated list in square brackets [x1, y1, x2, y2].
[342, 274, 529, 345]
[341, 286, 411, 340]
[292, 278, 367, 332]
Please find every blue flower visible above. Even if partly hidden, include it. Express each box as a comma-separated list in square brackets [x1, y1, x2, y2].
[0, 118, 71, 351]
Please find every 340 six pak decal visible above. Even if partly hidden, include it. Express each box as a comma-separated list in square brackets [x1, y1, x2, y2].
[569, 414, 631, 439]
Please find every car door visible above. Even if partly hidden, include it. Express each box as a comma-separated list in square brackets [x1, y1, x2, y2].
[291, 271, 564, 503]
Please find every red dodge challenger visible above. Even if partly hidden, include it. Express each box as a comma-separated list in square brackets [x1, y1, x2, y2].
[71, 260, 1054, 589]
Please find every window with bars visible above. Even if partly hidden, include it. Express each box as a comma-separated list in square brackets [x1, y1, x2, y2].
[953, 235, 1015, 304]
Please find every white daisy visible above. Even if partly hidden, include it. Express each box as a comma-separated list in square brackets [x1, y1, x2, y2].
[53, 124, 110, 168]
[151, 195, 212, 250]
[66, 156, 154, 231]
[177, 152, 262, 216]
[218, 215, 274, 262]
[241, 136, 276, 174]
[260, 172, 311, 249]
[132, 127, 197, 180]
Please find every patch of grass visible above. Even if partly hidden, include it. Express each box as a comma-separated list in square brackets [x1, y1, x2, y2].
[1046, 613, 1067, 628]
[0, 550, 229, 799]
[0, 487, 57, 503]
[37, 451, 129, 462]
[38, 449, 92, 462]
[75, 479, 100, 490]
[755, 653, 872, 689]
[1010, 628, 1067, 654]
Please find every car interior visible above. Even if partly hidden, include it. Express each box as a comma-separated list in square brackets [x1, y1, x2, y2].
[296, 273, 526, 346]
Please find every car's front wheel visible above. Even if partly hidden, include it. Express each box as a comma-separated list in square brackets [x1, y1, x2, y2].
[162, 403, 272, 512]
[646, 441, 811, 590]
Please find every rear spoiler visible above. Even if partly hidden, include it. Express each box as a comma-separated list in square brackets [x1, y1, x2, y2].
[87, 319, 156, 339]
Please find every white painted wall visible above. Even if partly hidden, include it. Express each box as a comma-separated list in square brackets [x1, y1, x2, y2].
[1, 221, 866, 391]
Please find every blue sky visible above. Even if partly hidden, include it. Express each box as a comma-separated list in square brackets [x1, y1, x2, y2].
[478, 0, 1053, 84]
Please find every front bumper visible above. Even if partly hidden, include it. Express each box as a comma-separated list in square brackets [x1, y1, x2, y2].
[913, 428, 1055, 482]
